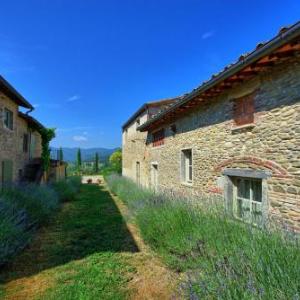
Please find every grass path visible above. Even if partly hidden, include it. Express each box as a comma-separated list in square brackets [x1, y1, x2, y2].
[0, 183, 176, 300]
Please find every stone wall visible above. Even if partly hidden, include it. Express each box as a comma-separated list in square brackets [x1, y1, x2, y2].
[123, 59, 300, 231]
[122, 110, 148, 186]
[0, 92, 42, 184]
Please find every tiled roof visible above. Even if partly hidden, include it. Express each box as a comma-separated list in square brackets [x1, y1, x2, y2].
[122, 96, 182, 129]
[138, 21, 300, 131]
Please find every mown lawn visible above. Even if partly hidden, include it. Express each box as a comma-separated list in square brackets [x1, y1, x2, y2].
[0, 184, 138, 300]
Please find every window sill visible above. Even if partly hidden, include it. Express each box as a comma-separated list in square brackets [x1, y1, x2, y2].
[181, 181, 193, 187]
[231, 123, 255, 133]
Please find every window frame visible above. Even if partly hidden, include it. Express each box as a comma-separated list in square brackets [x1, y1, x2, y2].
[223, 169, 270, 227]
[4, 108, 14, 130]
[181, 148, 193, 185]
[233, 177, 262, 225]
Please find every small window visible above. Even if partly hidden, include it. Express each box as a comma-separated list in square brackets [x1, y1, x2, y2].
[152, 129, 165, 147]
[233, 93, 255, 126]
[234, 178, 262, 225]
[4, 108, 13, 130]
[181, 149, 192, 184]
[23, 134, 29, 153]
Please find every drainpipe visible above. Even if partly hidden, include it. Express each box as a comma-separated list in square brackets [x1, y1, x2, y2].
[25, 107, 34, 115]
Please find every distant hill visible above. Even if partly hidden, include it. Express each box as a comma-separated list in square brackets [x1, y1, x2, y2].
[51, 147, 119, 163]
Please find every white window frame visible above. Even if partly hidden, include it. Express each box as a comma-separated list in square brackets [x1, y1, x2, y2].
[181, 148, 193, 185]
[233, 177, 262, 225]
[150, 162, 159, 192]
[223, 168, 270, 227]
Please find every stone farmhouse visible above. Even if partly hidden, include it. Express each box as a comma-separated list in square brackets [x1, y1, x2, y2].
[122, 22, 300, 231]
[0, 75, 66, 186]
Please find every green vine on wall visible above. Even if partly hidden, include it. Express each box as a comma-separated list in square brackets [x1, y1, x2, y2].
[30, 123, 56, 171]
[39, 128, 56, 171]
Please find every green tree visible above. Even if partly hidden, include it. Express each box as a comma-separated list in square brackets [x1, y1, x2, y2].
[77, 148, 82, 171]
[109, 149, 122, 174]
[39, 128, 56, 171]
[59, 147, 64, 162]
[94, 152, 99, 174]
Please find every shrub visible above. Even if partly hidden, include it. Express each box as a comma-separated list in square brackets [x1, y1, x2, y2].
[52, 176, 81, 202]
[106, 175, 300, 299]
[0, 200, 32, 265]
[1, 184, 59, 225]
[0, 178, 80, 266]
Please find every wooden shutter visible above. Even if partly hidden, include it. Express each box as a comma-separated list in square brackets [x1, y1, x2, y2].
[152, 129, 165, 147]
[234, 94, 255, 125]
[2, 160, 13, 185]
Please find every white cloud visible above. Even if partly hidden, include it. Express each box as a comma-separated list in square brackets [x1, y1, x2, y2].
[33, 103, 40, 108]
[201, 31, 215, 40]
[57, 126, 94, 132]
[73, 135, 88, 142]
[67, 94, 81, 102]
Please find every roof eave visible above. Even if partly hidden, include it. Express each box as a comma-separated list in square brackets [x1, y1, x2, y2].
[18, 112, 46, 130]
[0, 76, 34, 109]
[138, 21, 300, 132]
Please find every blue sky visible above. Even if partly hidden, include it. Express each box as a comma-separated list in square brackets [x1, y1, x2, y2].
[0, 0, 299, 149]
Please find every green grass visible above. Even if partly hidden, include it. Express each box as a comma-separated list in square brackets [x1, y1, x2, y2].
[0, 184, 137, 300]
[106, 174, 300, 300]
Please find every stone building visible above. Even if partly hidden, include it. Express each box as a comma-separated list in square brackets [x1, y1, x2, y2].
[0, 75, 65, 185]
[122, 22, 300, 231]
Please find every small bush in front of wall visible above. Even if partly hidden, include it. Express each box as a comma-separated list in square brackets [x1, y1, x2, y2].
[52, 176, 81, 202]
[106, 174, 300, 300]
[1, 184, 59, 226]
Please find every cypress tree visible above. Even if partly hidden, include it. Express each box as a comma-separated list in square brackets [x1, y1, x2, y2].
[95, 152, 99, 173]
[59, 147, 64, 161]
[77, 148, 82, 170]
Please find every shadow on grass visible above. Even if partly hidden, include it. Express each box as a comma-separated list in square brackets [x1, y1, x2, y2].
[0, 184, 139, 283]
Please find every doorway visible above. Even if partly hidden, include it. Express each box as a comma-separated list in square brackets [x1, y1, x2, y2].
[151, 163, 158, 192]
[136, 162, 140, 185]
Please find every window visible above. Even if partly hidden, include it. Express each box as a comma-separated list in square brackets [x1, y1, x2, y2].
[152, 129, 165, 147]
[151, 163, 158, 191]
[23, 134, 29, 153]
[233, 93, 255, 126]
[181, 149, 192, 184]
[234, 178, 262, 225]
[4, 108, 13, 130]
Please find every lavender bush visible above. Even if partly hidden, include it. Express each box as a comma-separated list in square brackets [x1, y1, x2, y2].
[0, 176, 81, 266]
[106, 174, 300, 299]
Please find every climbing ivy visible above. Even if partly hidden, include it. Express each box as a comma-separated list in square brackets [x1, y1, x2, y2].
[29, 123, 56, 171]
[39, 128, 56, 171]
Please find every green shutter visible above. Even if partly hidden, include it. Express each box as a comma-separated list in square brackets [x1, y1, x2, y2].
[2, 160, 13, 185]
